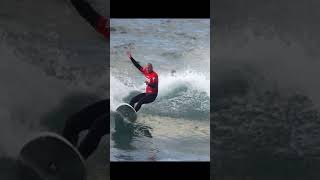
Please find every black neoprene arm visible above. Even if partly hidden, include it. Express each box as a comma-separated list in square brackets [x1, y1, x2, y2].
[130, 57, 143, 71]
[70, 0, 100, 27]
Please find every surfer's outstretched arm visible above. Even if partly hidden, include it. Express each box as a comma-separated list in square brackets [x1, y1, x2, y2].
[70, 0, 109, 39]
[127, 52, 143, 72]
[130, 57, 143, 71]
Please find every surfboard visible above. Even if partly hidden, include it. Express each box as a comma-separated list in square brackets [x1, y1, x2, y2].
[19, 132, 86, 180]
[116, 103, 137, 122]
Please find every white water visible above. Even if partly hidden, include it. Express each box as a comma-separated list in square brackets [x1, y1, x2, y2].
[110, 70, 210, 111]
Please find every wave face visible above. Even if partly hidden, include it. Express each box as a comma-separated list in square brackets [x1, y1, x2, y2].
[111, 70, 210, 120]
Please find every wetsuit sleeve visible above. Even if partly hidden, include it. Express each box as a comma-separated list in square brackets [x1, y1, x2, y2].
[71, 0, 99, 27]
[130, 57, 143, 72]
[70, 0, 109, 39]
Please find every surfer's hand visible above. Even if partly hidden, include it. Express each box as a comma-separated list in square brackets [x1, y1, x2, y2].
[127, 51, 132, 59]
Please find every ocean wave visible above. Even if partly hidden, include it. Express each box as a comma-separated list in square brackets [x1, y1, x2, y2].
[111, 70, 210, 120]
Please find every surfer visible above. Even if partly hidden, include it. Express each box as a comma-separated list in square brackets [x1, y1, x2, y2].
[127, 51, 159, 112]
[62, 0, 109, 160]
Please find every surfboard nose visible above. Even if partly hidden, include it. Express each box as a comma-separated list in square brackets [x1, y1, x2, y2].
[116, 103, 137, 122]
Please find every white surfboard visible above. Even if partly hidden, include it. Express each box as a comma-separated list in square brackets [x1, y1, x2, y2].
[116, 103, 137, 122]
[19, 132, 86, 180]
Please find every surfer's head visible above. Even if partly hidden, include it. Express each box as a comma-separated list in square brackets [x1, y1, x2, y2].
[145, 63, 153, 73]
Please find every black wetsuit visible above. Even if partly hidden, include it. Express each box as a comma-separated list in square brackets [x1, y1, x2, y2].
[129, 57, 158, 112]
[70, 0, 109, 39]
[62, 0, 109, 160]
[63, 100, 109, 159]
[129, 93, 157, 112]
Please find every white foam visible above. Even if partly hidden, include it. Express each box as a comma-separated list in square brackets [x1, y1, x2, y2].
[156, 69, 210, 97]
[110, 69, 210, 112]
